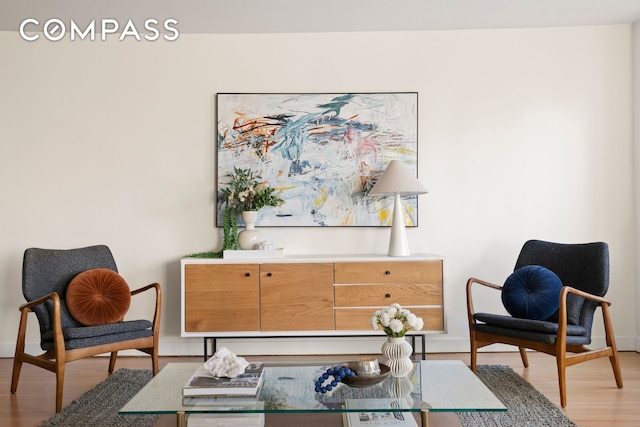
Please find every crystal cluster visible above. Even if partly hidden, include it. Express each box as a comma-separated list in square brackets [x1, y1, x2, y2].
[203, 347, 249, 378]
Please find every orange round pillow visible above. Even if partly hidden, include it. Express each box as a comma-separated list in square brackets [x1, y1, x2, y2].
[66, 268, 131, 326]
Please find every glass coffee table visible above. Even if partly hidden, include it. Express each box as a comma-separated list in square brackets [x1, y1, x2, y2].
[119, 360, 506, 426]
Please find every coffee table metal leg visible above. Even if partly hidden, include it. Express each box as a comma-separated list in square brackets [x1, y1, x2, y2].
[176, 411, 186, 427]
[421, 409, 430, 427]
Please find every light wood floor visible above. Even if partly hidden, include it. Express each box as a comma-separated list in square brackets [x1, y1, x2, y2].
[2, 351, 639, 426]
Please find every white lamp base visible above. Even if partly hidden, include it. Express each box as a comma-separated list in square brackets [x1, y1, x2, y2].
[387, 193, 411, 256]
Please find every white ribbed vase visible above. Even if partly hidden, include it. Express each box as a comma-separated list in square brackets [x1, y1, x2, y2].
[381, 336, 413, 377]
[238, 211, 262, 250]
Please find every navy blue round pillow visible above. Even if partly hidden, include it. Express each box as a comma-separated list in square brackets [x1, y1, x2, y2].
[501, 265, 563, 320]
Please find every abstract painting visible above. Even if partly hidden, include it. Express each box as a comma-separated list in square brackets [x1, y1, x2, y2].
[216, 93, 419, 227]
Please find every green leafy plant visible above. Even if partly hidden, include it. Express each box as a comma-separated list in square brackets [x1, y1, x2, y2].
[185, 251, 221, 258]
[219, 167, 284, 213]
[185, 208, 240, 258]
[221, 206, 240, 251]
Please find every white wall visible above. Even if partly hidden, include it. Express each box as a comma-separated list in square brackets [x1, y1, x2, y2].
[0, 24, 635, 357]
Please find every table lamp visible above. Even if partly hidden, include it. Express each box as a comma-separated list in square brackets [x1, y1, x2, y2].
[369, 160, 428, 256]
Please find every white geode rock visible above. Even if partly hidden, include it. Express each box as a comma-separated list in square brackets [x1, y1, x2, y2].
[203, 347, 249, 378]
[257, 241, 273, 250]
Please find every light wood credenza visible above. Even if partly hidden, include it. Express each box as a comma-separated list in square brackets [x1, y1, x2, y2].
[180, 254, 444, 359]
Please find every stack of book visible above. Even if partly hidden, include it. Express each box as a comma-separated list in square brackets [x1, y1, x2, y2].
[182, 363, 266, 427]
[182, 363, 265, 397]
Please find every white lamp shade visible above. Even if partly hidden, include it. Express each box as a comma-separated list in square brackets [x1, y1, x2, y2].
[369, 160, 428, 196]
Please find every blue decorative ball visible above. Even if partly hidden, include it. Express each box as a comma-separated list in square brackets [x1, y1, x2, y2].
[502, 265, 563, 320]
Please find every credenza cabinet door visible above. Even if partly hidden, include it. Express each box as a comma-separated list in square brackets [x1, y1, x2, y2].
[260, 263, 335, 331]
[184, 264, 260, 332]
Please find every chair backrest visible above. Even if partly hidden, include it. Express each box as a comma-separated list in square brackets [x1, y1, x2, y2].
[22, 245, 118, 334]
[514, 239, 609, 329]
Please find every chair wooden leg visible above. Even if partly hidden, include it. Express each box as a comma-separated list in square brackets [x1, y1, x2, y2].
[469, 332, 478, 372]
[151, 347, 159, 376]
[602, 303, 624, 389]
[518, 347, 529, 368]
[10, 357, 23, 394]
[609, 351, 624, 389]
[557, 357, 567, 408]
[55, 362, 65, 412]
[109, 351, 118, 373]
[11, 309, 29, 394]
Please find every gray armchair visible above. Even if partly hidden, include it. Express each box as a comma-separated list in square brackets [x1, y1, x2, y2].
[466, 240, 623, 407]
[10, 245, 162, 412]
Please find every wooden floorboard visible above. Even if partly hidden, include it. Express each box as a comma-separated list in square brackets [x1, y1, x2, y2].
[2, 351, 639, 426]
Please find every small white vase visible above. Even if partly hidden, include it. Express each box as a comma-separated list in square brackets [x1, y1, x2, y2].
[238, 211, 262, 250]
[381, 336, 414, 377]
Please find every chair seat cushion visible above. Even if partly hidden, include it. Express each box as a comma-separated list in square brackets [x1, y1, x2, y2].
[42, 319, 152, 341]
[501, 265, 563, 320]
[474, 313, 588, 336]
[473, 321, 592, 346]
[66, 268, 131, 326]
[41, 319, 153, 350]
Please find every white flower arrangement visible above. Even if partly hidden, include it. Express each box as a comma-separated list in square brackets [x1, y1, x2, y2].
[370, 303, 424, 338]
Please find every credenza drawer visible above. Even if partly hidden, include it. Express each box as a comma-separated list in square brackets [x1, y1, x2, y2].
[334, 283, 442, 307]
[334, 260, 442, 284]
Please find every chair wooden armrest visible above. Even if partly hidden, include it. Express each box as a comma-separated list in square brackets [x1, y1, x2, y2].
[17, 292, 64, 346]
[466, 277, 502, 325]
[129, 282, 162, 349]
[130, 282, 161, 297]
[562, 285, 611, 305]
[467, 277, 503, 291]
[18, 292, 59, 312]
[556, 286, 612, 343]
[14, 292, 64, 368]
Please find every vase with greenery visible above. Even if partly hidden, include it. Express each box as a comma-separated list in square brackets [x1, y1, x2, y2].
[219, 167, 284, 250]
